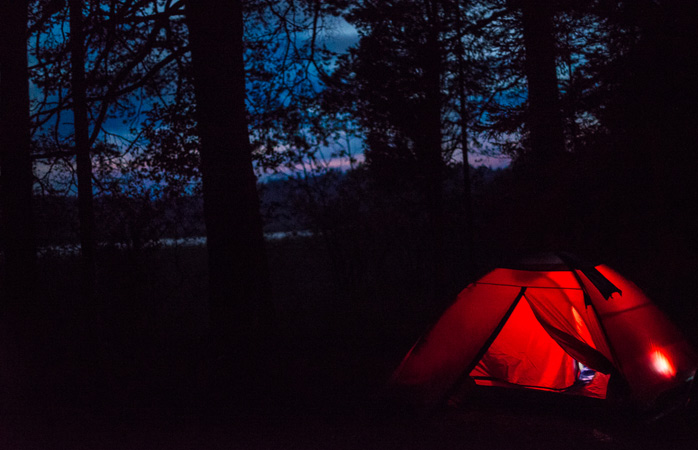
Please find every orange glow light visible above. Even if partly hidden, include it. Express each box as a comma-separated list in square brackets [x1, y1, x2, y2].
[571, 307, 584, 334]
[652, 349, 676, 378]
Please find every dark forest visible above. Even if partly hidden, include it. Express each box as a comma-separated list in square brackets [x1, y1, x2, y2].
[1, 1, 698, 448]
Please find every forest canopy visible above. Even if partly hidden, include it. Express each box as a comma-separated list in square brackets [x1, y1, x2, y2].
[0, 0, 694, 305]
[1, 0, 697, 424]
[0, 0, 694, 307]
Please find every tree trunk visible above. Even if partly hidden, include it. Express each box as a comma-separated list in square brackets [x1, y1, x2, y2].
[186, 0, 272, 355]
[519, 0, 565, 163]
[419, 0, 446, 299]
[69, 0, 97, 300]
[515, 0, 567, 249]
[0, 0, 36, 304]
[0, 0, 39, 412]
[456, 0, 476, 283]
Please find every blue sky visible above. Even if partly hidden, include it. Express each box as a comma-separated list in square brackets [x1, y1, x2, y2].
[31, 11, 508, 193]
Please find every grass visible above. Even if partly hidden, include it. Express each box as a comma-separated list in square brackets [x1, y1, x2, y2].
[2, 235, 697, 449]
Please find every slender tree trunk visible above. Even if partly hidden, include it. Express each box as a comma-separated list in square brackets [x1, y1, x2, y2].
[0, 0, 39, 412]
[186, 0, 272, 355]
[519, 0, 565, 163]
[420, 0, 446, 299]
[66, 1, 107, 408]
[69, 0, 97, 300]
[456, 0, 476, 283]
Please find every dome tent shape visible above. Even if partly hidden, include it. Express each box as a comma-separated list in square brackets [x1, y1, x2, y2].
[390, 253, 698, 410]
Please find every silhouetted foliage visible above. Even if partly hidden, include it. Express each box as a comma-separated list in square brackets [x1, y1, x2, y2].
[1, 0, 697, 426]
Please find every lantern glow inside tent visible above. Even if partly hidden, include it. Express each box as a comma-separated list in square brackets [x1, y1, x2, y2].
[390, 254, 698, 409]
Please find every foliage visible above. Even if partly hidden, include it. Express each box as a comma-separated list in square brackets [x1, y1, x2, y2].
[3, 0, 698, 421]
[20, 0, 698, 269]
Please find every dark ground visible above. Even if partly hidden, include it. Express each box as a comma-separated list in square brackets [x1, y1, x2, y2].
[2, 237, 698, 449]
[3, 385, 698, 449]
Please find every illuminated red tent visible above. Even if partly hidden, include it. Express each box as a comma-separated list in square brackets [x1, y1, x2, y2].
[390, 253, 697, 409]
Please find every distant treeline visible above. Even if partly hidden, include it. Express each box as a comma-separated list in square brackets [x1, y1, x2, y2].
[32, 164, 504, 248]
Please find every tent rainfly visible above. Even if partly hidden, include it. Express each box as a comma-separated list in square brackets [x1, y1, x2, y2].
[390, 253, 698, 410]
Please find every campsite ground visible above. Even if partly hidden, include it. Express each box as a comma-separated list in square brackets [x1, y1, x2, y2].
[2, 237, 698, 449]
[4, 377, 698, 449]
